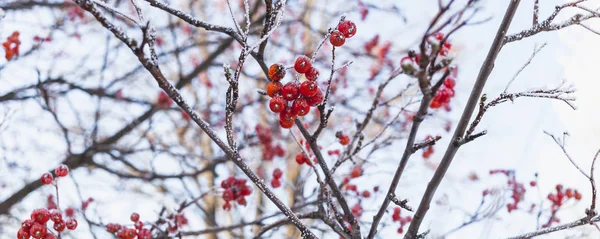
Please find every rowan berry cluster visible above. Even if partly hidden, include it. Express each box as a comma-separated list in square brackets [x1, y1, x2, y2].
[220, 176, 253, 211]
[487, 169, 526, 213]
[430, 76, 456, 110]
[17, 165, 76, 239]
[266, 19, 357, 128]
[18, 208, 78, 239]
[270, 168, 283, 188]
[256, 125, 285, 161]
[391, 207, 412, 234]
[104, 213, 152, 239]
[3, 31, 21, 61]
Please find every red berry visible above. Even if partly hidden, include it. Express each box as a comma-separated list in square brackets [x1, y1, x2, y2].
[281, 82, 300, 101]
[295, 153, 306, 165]
[434, 32, 444, 41]
[362, 190, 371, 198]
[291, 98, 310, 116]
[31, 208, 50, 224]
[565, 189, 573, 198]
[574, 190, 582, 200]
[65, 218, 77, 230]
[49, 209, 62, 223]
[330, 30, 346, 47]
[299, 81, 318, 97]
[22, 219, 34, 230]
[222, 201, 232, 211]
[339, 135, 350, 145]
[443, 78, 456, 88]
[556, 184, 563, 192]
[266, 81, 283, 97]
[269, 96, 286, 113]
[397, 227, 403, 234]
[294, 55, 312, 74]
[273, 168, 283, 179]
[268, 64, 286, 81]
[135, 221, 144, 229]
[222, 190, 233, 201]
[40, 173, 53, 185]
[130, 212, 140, 222]
[55, 164, 69, 177]
[350, 166, 362, 178]
[125, 228, 137, 238]
[17, 228, 30, 239]
[64, 207, 75, 217]
[305, 67, 320, 81]
[279, 107, 296, 127]
[53, 220, 65, 232]
[29, 223, 47, 238]
[337, 20, 357, 38]
[271, 179, 281, 188]
[106, 223, 118, 233]
[279, 119, 294, 129]
[306, 88, 324, 106]
[237, 197, 247, 206]
[530, 181, 537, 187]
[157, 91, 173, 109]
[240, 185, 253, 196]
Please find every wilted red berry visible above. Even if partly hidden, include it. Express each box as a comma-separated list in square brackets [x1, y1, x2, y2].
[268, 64, 286, 81]
[266, 81, 283, 97]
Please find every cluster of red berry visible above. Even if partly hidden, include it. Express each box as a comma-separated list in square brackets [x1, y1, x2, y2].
[391, 207, 412, 234]
[486, 169, 526, 213]
[18, 165, 77, 239]
[3, 31, 21, 61]
[399, 32, 453, 72]
[220, 176, 253, 211]
[329, 20, 357, 47]
[542, 184, 582, 227]
[105, 213, 151, 239]
[266, 58, 323, 128]
[18, 208, 78, 239]
[430, 76, 456, 110]
[270, 168, 283, 188]
[265, 19, 357, 129]
[256, 125, 285, 161]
